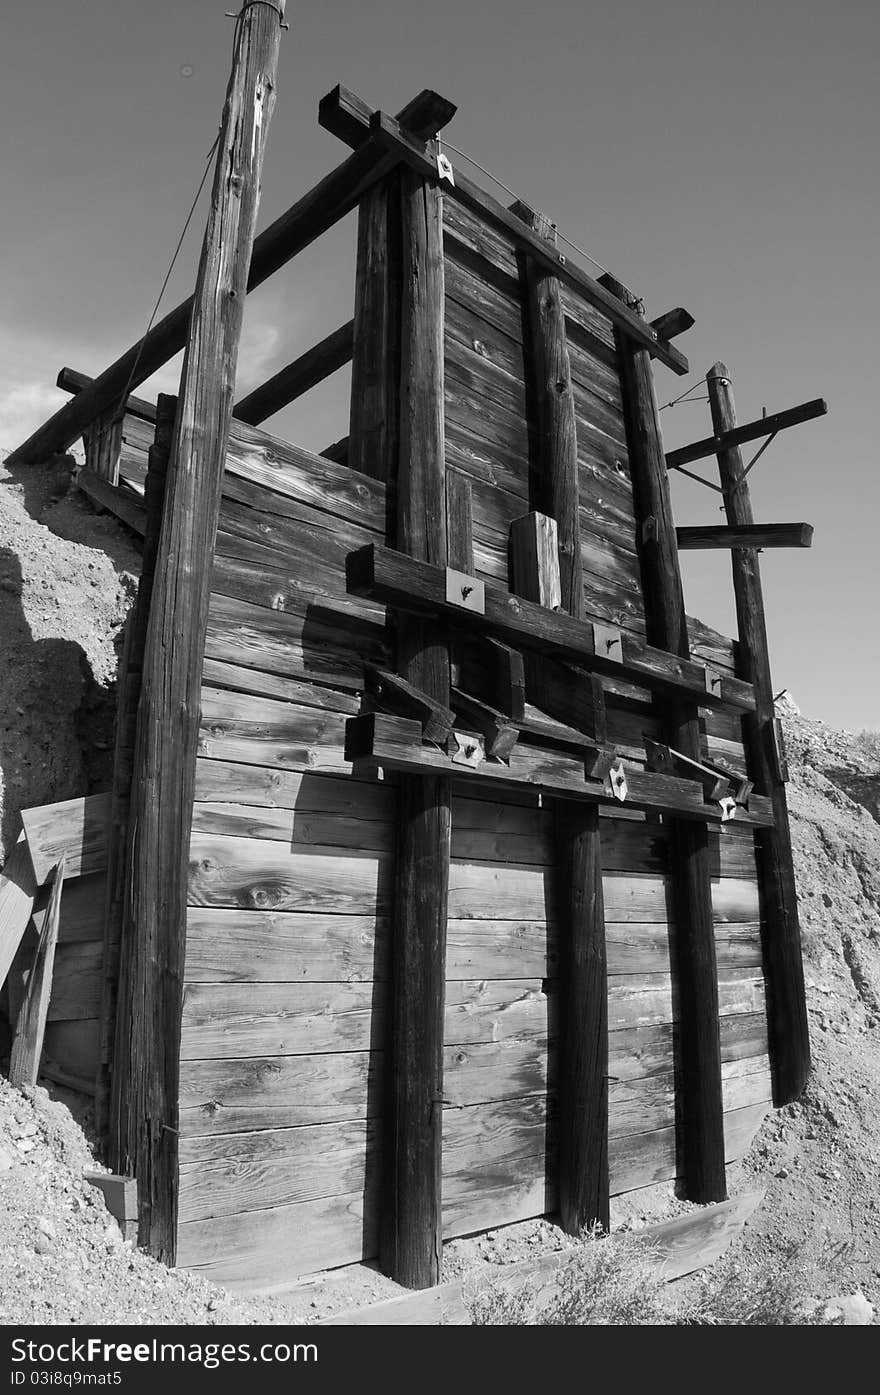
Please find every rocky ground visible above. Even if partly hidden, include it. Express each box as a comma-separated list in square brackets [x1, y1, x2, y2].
[1, 454, 878, 1325]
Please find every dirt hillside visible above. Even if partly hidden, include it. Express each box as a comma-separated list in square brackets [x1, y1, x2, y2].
[1, 454, 878, 1324]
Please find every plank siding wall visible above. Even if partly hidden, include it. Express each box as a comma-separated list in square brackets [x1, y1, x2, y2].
[90, 204, 770, 1289]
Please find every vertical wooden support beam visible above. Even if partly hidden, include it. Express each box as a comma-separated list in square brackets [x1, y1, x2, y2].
[601, 276, 726, 1203]
[108, 6, 284, 1261]
[515, 205, 609, 1234]
[514, 203, 582, 616]
[349, 174, 402, 482]
[380, 170, 451, 1289]
[96, 395, 175, 1139]
[707, 363, 810, 1102]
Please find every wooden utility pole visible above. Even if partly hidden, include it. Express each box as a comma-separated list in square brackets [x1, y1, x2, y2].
[514, 205, 609, 1233]
[109, 3, 285, 1261]
[602, 276, 727, 1205]
[707, 363, 810, 1103]
[379, 170, 450, 1289]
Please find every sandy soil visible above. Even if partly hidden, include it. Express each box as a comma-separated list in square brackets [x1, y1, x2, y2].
[0, 456, 878, 1324]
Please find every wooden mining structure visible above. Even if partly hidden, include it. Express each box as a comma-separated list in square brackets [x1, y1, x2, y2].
[4, 14, 827, 1294]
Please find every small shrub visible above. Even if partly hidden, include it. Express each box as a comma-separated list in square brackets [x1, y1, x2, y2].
[680, 1239, 847, 1326]
[854, 729, 880, 767]
[469, 1226, 674, 1326]
[468, 1228, 845, 1326]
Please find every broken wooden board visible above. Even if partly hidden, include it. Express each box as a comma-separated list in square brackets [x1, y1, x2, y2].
[21, 793, 111, 884]
[0, 832, 38, 989]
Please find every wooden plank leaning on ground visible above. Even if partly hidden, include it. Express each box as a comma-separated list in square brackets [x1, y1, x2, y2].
[9, 859, 65, 1088]
[315, 1189, 766, 1324]
[0, 834, 38, 991]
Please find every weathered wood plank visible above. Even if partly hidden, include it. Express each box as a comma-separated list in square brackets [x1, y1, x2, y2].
[193, 758, 387, 813]
[184, 907, 388, 982]
[199, 658, 360, 712]
[9, 859, 65, 1088]
[21, 794, 111, 885]
[178, 1051, 380, 1135]
[187, 832, 391, 913]
[45, 940, 103, 1021]
[190, 801, 394, 852]
[0, 834, 38, 991]
[445, 978, 549, 1045]
[180, 981, 380, 1060]
[176, 1187, 379, 1287]
[177, 1119, 379, 1222]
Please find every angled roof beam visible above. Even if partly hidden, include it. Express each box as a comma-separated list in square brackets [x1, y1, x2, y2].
[8, 88, 450, 466]
[666, 397, 827, 472]
[233, 320, 354, 426]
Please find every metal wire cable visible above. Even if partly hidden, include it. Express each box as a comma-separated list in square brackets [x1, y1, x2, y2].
[116, 130, 221, 417]
[117, 3, 290, 418]
[437, 138, 614, 280]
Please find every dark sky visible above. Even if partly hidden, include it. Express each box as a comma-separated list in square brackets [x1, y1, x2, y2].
[2, 1, 877, 729]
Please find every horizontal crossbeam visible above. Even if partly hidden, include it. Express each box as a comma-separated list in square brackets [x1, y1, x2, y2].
[676, 523, 813, 550]
[666, 397, 827, 471]
[319, 84, 457, 149]
[346, 713, 774, 825]
[346, 543, 756, 712]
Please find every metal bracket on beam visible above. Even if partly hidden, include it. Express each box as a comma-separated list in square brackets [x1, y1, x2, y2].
[607, 761, 628, 802]
[593, 622, 623, 664]
[447, 730, 486, 768]
[586, 749, 616, 783]
[436, 151, 455, 185]
[718, 795, 738, 822]
[445, 568, 485, 614]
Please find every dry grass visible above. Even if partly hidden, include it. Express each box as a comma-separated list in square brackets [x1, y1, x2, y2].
[468, 1226, 844, 1326]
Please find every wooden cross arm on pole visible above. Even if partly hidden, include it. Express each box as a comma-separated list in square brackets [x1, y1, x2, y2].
[666, 397, 827, 471]
[676, 523, 814, 550]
